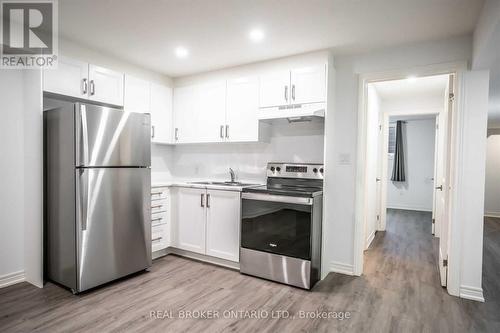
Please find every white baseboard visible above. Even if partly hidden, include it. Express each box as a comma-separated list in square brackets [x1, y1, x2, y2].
[330, 261, 355, 276]
[459, 285, 485, 302]
[387, 205, 432, 212]
[0, 271, 25, 288]
[365, 230, 376, 249]
[484, 212, 500, 218]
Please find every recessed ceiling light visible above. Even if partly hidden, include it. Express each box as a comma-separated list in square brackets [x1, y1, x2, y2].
[249, 29, 265, 42]
[175, 47, 189, 58]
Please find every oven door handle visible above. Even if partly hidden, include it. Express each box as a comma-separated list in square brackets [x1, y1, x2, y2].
[242, 192, 313, 205]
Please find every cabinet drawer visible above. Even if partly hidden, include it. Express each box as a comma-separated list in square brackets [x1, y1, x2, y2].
[152, 224, 169, 251]
[151, 212, 167, 226]
[151, 189, 168, 201]
[151, 200, 167, 214]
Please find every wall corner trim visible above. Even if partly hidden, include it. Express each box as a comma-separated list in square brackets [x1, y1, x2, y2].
[330, 261, 355, 276]
[0, 271, 25, 289]
[459, 285, 485, 302]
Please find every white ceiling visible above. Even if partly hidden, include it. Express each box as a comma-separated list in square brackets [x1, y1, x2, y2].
[372, 75, 449, 102]
[59, 0, 484, 77]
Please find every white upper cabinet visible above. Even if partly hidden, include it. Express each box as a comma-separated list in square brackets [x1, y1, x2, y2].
[259, 71, 290, 108]
[259, 64, 326, 108]
[150, 83, 173, 144]
[124, 75, 151, 113]
[195, 80, 227, 143]
[205, 189, 240, 262]
[88, 64, 124, 106]
[172, 187, 206, 254]
[226, 76, 259, 142]
[43, 57, 88, 99]
[173, 85, 197, 143]
[290, 65, 326, 104]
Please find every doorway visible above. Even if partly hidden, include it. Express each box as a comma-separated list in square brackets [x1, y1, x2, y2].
[359, 73, 455, 289]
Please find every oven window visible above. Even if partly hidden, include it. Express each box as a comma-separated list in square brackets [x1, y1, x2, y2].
[241, 199, 312, 260]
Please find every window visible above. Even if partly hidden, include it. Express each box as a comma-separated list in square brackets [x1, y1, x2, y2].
[388, 123, 396, 155]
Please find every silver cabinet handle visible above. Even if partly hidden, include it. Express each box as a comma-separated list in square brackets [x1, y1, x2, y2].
[206, 194, 210, 208]
[152, 217, 163, 222]
[89, 80, 95, 96]
[82, 78, 88, 95]
[284, 85, 288, 102]
[175, 128, 179, 141]
[435, 185, 443, 191]
[201, 193, 205, 207]
[220, 125, 224, 139]
[292, 84, 295, 101]
[151, 204, 163, 209]
[151, 125, 155, 138]
[225, 125, 229, 139]
[152, 237, 162, 242]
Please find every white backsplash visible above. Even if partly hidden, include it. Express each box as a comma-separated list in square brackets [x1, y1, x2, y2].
[151, 120, 325, 183]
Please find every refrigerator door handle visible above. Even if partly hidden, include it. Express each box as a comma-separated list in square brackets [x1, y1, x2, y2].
[76, 104, 90, 166]
[77, 169, 89, 231]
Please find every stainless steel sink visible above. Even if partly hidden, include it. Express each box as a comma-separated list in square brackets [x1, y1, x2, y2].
[189, 181, 256, 187]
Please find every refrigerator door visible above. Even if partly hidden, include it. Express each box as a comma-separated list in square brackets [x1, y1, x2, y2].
[76, 167, 151, 292]
[76, 103, 151, 167]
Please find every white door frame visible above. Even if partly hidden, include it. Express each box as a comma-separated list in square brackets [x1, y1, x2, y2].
[354, 61, 467, 297]
[378, 109, 441, 232]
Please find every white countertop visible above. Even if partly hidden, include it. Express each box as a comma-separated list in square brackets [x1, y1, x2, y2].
[152, 179, 264, 192]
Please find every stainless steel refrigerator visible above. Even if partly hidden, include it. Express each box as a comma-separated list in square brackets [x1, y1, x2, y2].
[44, 97, 151, 293]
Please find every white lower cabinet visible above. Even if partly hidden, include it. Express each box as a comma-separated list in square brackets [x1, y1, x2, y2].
[172, 187, 241, 262]
[151, 186, 170, 254]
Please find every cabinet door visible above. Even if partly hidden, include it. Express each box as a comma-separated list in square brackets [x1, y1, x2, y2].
[43, 57, 88, 99]
[150, 83, 173, 144]
[206, 190, 240, 262]
[173, 187, 206, 254]
[259, 71, 290, 108]
[195, 80, 227, 143]
[173, 85, 197, 143]
[290, 65, 326, 104]
[124, 75, 150, 113]
[88, 64, 124, 106]
[226, 77, 259, 142]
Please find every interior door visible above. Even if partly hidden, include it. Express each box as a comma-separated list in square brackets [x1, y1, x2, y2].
[195, 80, 227, 143]
[226, 76, 259, 142]
[88, 64, 124, 106]
[259, 71, 290, 108]
[150, 83, 173, 144]
[290, 65, 326, 104]
[43, 56, 88, 99]
[205, 190, 241, 262]
[76, 167, 151, 292]
[174, 187, 206, 254]
[437, 75, 454, 287]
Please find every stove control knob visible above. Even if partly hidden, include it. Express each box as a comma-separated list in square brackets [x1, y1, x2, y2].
[320, 168, 324, 174]
[313, 168, 318, 173]
[276, 167, 281, 172]
[270, 166, 275, 172]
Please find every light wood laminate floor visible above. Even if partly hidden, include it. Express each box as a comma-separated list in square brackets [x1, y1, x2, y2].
[1, 210, 500, 332]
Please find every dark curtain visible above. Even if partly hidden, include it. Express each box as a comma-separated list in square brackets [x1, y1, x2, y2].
[391, 120, 406, 182]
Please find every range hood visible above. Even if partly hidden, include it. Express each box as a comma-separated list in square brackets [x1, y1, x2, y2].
[258, 102, 325, 122]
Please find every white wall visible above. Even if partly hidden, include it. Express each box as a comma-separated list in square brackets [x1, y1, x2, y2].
[387, 119, 436, 212]
[0, 71, 26, 286]
[323, 35, 472, 274]
[484, 129, 500, 217]
[169, 120, 324, 183]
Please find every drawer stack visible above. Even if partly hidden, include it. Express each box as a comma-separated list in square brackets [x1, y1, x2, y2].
[151, 186, 170, 254]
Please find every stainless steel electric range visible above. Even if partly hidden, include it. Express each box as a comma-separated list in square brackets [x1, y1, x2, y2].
[240, 162, 324, 289]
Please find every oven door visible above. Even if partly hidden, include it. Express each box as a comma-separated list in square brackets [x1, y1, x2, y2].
[241, 192, 313, 260]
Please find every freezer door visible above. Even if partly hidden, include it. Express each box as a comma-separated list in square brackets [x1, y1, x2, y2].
[76, 103, 151, 167]
[76, 167, 151, 292]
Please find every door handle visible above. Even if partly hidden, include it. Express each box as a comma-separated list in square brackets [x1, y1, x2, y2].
[151, 125, 155, 138]
[206, 194, 211, 208]
[435, 185, 443, 191]
[225, 125, 229, 139]
[220, 125, 224, 139]
[376, 178, 381, 182]
[201, 193, 205, 207]
[175, 128, 179, 141]
[82, 78, 88, 95]
[78, 169, 89, 231]
[89, 80, 95, 96]
[284, 85, 288, 102]
[291, 84, 295, 101]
